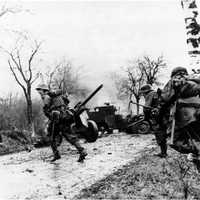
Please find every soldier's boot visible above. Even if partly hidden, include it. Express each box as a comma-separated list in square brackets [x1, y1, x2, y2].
[50, 142, 61, 162]
[51, 151, 61, 162]
[154, 144, 167, 158]
[78, 149, 88, 162]
[74, 142, 87, 162]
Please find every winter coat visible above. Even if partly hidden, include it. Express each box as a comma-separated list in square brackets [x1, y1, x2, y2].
[162, 79, 200, 130]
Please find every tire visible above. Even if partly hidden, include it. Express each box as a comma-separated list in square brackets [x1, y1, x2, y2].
[137, 121, 150, 134]
[71, 120, 99, 143]
[86, 120, 99, 142]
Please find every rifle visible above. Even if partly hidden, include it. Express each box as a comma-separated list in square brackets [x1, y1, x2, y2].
[130, 101, 154, 110]
[170, 101, 177, 145]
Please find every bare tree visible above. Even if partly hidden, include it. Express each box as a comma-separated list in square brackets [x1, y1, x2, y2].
[43, 59, 89, 99]
[0, 4, 23, 17]
[5, 36, 42, 130]
[112, 61, 145, 115]
[138, 55, 166, 86]
[112, 55, 166, 115]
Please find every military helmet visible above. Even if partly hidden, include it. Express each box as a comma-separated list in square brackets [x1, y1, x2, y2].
[171, 66, 188, 77]
[140, 84, 152, 94]
[36, 83, 49, 91]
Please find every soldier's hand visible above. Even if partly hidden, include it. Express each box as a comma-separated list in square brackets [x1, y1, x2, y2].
[151, 108, 159, 117]
[172, 77, 186, 88]
[51, 110, 60, 122]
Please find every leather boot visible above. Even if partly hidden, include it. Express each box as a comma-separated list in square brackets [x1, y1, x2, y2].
[73, 141, 88, 162]
[77, 149, 88, 162]
[51, 152, 61, 162]
[154, 144, 167, 158]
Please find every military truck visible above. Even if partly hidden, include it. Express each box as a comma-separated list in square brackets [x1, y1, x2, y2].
[87, 103, 126, 134]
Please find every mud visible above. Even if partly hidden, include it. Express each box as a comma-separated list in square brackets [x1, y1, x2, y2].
[0, 132, 154, 200]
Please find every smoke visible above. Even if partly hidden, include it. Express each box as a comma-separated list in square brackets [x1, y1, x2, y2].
[78, 71, 129, 115]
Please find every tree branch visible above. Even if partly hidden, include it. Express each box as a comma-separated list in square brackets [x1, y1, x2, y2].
[28, 41, 42, 81]
[8, 59, 26, 92]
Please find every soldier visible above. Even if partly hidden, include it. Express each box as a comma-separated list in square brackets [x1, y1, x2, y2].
[162, 66, 200, 168]
[36, 83, 87, 162]
[140, 84, 168, 158]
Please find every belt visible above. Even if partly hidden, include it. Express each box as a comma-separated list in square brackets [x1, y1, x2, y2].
[178, 102, 200, 108]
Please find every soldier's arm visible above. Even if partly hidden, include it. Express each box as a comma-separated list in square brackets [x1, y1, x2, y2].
[48, 89, 62, 97]
[180, 81, 200, 98]
[160, 80, 177, 109]
[43, 95, 52, 118]
[145, 92, 154, 107]
[161, 80, 175, 102]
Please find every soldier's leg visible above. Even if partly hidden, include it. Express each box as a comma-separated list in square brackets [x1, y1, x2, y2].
[62, 127, 87, 162]
[49, 122, 61, 162]
[154, 130, 167, 158]
[170, 125, 198, 154]
[187, 121, 200, 154]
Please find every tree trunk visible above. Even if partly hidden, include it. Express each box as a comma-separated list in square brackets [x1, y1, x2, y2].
[26, 85, 33, 130]
[27, 98, 32, 126]
[128, 94, 133, 115]
[136, 97, 140, 115]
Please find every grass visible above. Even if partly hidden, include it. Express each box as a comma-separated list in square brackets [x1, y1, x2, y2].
[0, 130, 32, 155]
[74, 146, 200, 200]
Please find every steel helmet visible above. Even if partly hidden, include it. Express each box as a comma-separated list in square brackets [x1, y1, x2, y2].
[36, 83, 49, 91]
[140, 84, 152, 94]
[171, 66, 188, 78]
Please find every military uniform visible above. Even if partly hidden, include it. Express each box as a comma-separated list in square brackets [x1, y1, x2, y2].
[140, 84, 168, 158]
[36, 84, 87, 162]
[162, 67, 200, 162]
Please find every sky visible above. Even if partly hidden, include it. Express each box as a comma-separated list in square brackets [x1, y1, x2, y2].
[0, 0, 199, 101]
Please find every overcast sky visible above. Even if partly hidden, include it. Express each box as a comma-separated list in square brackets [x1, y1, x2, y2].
[0, 0, 199, 100]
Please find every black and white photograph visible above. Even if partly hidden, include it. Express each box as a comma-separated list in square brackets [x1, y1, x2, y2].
[0, 0, 200, 199]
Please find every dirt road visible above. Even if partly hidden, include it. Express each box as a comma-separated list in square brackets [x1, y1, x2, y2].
[0, 132, 154, 200]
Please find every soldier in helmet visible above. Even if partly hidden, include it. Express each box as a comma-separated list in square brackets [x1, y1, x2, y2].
[36, 83, 87, 162]
[162, 66, 200, 169]
[140, 84, 168, 158]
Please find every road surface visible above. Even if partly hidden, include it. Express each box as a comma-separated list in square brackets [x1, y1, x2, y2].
[0, 132, 154, 200]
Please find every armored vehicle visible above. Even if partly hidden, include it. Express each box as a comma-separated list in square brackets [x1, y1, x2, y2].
[87, 103, 126, 134]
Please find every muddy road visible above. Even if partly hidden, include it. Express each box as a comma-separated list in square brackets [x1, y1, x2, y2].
[0, 132, 154, 200]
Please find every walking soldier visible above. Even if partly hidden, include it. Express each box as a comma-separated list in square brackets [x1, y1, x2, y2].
[36, 84, 87, 162]
[162, 66, 200, 170]
[140, 84, 168, 158]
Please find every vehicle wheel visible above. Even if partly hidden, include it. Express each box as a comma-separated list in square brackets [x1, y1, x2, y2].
[138, 121, 150, 134]
[98, 122, 109, 135]
[86, 120, 99, 142]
